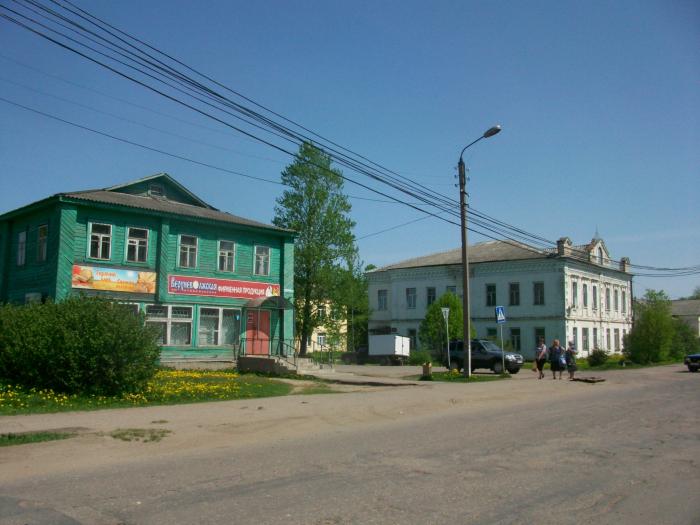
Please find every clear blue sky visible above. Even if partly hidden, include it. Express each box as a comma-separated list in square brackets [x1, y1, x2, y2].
[1, 0, 698, 298]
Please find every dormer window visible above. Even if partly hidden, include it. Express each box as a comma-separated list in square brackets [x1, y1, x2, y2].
[149, 183, 164, 197]
[597, 246, 604, 264]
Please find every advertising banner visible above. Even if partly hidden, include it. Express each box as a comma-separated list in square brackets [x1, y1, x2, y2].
[168, 275, 280, 300]
[71, 265, 157, 294]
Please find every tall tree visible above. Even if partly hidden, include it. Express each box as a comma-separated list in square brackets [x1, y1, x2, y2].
[418, 293, 475, 357]
[625, 290, 675, 363]
[273, 142, 357, 356]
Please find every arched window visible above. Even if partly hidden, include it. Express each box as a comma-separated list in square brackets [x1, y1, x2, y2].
[597, 247, 604, 264]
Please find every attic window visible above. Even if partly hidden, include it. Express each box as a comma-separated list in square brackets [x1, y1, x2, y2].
[149, 183, 164, 197]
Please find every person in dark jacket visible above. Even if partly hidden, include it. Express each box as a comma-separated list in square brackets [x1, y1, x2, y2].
[565, 341, 578, 380]
[549, 339, 565, 380]
[534, 338, 548, 379]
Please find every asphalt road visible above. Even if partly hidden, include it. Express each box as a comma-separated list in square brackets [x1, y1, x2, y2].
[1, 365, 698, 525]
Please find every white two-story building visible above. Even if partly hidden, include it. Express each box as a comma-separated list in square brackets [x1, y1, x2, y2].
[367, 236, 633, 359]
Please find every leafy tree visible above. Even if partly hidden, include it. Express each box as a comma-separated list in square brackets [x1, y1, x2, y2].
[273, 142, 357, 356]
[671, 318, 700, 358]
[625, 290, 675, 363]
[684, 286, 700, 300]
[339, 260, 370, 352]
[418, 292, 475, 356]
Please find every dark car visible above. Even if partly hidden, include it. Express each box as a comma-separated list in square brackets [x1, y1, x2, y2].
[684, 353, 700, 373]
[445, 339, 524, 374]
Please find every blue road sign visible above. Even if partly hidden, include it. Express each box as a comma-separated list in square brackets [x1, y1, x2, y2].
[495, 306, 506, 323]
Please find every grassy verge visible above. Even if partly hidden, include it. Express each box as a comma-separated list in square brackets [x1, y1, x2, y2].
[0, 369, 296, 416]
[574, 358, 678, 371]
[0, 431, 75, 447]
[405, 370, 511, 382]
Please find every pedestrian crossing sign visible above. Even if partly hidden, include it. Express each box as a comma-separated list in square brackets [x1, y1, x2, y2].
[495, 306, 506, 323]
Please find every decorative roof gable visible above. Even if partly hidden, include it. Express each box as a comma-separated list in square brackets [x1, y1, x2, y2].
[104, 173, 214, 209]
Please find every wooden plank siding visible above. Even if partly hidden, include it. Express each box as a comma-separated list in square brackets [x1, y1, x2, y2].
[1, 178, 295, 362]
[0, 204, 59, 303]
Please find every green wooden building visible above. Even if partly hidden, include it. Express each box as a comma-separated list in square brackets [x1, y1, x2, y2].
[0, 173, 295, 361]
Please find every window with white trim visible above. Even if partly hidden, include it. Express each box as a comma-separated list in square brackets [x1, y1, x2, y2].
[583, 283, 588, 308]
[533, 282, 545, 305]
[89, 223, 111, 260]
[592, 286, 598, 310]
[406, 287, 416, 309]
[254, 245, 270, 276]
[509, 282, 520, 306]
[126, 227, 148, 263]
[605, 288, 611, 312]
[622, 291, 627, 313]
[17, 230, 26, 266]
[218, 240, 235, 272]
[614, 290, 619, 312]
[198, 307, 241, 346]
[486, 284, 496, 307]
[377, 289, 388, 311]
[571, 281, 578, 308]
[582, 328, 589, 351]
[426, 287, 436, 306]
[145, 304, 193, 346]
[37, 224, 48, 262]
[179, 235, 197, 268]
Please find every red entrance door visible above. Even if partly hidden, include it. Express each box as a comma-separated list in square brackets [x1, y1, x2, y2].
[246, 309, 270, 355]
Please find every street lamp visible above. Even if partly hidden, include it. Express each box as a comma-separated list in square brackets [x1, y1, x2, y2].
[457, 125, 502, 377]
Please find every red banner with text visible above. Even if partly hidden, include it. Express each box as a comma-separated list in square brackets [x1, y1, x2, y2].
[167, 275, 280, 300]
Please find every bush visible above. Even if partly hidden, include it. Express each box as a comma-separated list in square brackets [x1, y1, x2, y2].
[408, 349, 433, 366]
[0, 296, 159, 395]
[587, 348, 609, 367]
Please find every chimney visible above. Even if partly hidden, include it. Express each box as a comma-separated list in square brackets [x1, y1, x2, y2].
[620, 257, 630, 273]
[557, 237, 572, 257]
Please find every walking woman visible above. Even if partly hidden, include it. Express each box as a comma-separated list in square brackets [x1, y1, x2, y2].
[534, 338, 548, 379]
[549, 339, 565, 380]
[565, 341, 578, 380]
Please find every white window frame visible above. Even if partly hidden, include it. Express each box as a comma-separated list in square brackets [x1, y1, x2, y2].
[197, 306, 242, 347]
[17, 230, 26, 266]
[144, 304, 194, 346]
[486, 284, 497, 307]
[582, 328, 590, 351]
[377, 289, 388, 311]
[178, 234, 198, 268]
[37, 224, 48, 262]
[254, 245, 270, 276]
[614, 289, 619, 312]
[533, 281, 545, 305]
[583, 283, 589, 308]
[218, 240, 235, 272]
[509, 282, 520, 306]
[622, 291, 627, 314]
[88, 222, 112, 260]
[592, 286, 598, 310]
[426, 286, 436, 306]
[125, 226, 149, 263]
[149, 183, 164, 197]
[605, 288, 611, 312]
[406, 287, 416, 309]
[571, 281, 578, 309]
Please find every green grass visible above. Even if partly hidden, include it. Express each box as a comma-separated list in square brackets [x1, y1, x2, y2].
[0, 431, 75, 447]
[406, 371, 511, 383]
[0, 369, 294, 416]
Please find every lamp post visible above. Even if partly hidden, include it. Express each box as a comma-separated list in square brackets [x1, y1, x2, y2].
[458, 125, 502, 377]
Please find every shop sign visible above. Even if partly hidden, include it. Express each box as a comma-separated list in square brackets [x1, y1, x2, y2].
[71, 265, 156, 294]
[168, 275, 280, 299]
